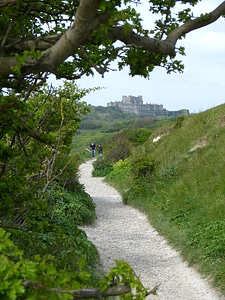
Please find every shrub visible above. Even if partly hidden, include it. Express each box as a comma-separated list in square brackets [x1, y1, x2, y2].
[131, 153, 158, 185]
[53, 153, 83, 192]
[47, 185, 96, 225]
[0, 227, 99, 299]
[105, 130, 131, 163]
[174, 115, 185, 128]
[105, 158, 131, 190]
[9, 185, 98, 270]
[128, 128, 152, 144]
[92, 157, 113, 177]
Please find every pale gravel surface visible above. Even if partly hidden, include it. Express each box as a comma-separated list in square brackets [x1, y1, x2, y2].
[79, 159, 224, 300]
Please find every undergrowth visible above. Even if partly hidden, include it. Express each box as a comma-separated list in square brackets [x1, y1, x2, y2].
[9, 184, 98, 272]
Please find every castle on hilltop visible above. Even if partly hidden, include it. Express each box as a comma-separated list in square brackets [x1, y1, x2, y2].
[107, 95, 189, 117]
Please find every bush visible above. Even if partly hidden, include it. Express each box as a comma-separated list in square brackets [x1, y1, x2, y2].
[47, 185, 96, 225]
[128, 128, 152, 144]
[0, 227, 99, 299]
[9, 185, 98, 270]
[174, 115, 185, 128]
[92, 157, 113, 177]
[53, 153, 83, 192]
[105, 130, 131, 163]
[105, 158, 131, 194]
[130, 153, 158, 186]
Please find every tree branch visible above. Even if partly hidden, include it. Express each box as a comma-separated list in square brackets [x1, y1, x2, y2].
[0, 0, 19, 6]
[108, 27, 176, 56]
[0, 1, 224, 80]
[22, 281, 132, 298]
[21, 280, 161, 298]
[0, 0, 103, 78]
[29, 0, 104, 73]
[166, 1, 225, 44]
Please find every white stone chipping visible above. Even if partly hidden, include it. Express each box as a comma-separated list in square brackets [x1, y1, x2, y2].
[79, 159, 224, 300]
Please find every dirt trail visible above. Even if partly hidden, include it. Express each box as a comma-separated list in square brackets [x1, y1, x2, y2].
[79, 159, 224, 300]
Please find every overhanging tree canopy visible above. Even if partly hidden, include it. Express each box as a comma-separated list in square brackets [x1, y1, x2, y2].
[1, 0, 225, 92]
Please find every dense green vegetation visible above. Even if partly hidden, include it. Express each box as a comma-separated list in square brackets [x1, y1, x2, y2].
[92, 105, 225, 295]
[0, 82, 152, 299]
[0, 82, 102, 298]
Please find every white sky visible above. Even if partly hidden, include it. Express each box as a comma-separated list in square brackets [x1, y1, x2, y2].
[52, 1, 225, 114]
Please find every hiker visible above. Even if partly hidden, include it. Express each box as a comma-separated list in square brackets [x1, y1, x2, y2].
[90, 142, 96, 158]
[98, 144, 103, 156]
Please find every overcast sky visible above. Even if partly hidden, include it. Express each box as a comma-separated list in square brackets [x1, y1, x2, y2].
[53, 1, 225, 114]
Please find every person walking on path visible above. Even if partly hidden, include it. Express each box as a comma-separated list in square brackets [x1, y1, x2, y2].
[98, 144, 103, 156]
[90, 142, 96, 158]
[79, 160, 223, 300]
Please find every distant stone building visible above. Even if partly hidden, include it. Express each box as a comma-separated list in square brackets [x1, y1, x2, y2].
[107, 95, 189, 117]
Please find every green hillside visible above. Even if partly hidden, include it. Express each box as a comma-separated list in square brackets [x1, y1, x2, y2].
[72, 105, 177, 159]
[90, 104, 225, 295]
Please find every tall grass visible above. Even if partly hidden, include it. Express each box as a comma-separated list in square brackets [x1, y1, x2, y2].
[104, 104, 225, 295]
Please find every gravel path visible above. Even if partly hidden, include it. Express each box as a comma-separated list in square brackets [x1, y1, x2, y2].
[79, 159, 224, 300]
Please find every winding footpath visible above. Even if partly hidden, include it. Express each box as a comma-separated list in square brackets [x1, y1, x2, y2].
[79, 160, 224, 300]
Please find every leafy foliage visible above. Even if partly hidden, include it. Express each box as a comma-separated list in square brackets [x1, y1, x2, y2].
[0, 228, 151, 299]
[0, 227, 94, 300]
[0, 81, 90, 222]
[0, 81, 101, 298]
[9, 184, 98, 271]
[0, 80, 153, 298]
[1, 0, 222, 91]
[106, 130, 131, 163]
[0, 229, 25, 300]
[128, 128, 152, 145]
[105, 158, 131, 204]
[103, 128, 151, 163]
[98, 260, 150, 299]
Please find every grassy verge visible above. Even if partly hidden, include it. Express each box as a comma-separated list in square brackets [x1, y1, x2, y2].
[103, 105, 225, 295]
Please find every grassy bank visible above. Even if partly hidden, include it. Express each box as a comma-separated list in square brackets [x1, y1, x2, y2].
[103, 105, 225, 295]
